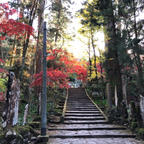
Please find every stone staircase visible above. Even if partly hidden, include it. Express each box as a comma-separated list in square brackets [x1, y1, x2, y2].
[48, 88, 143, 144]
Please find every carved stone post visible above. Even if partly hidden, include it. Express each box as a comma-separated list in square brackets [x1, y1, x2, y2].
[140, 95, 144, 126]
[2, 71, 20, 128]
[106, 83, 112, 110]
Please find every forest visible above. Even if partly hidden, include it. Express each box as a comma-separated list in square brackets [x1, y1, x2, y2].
[0, 0, 144, 143]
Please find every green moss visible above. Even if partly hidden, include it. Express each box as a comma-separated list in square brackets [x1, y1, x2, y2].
[0, 126, 4, 139]
[136, 128, 144, 139]
[33, 116, 41, 122]
[130, 121, 138, 131]
[28, 121, 40, 128]
[13, 125, 31, 136]
[0, 133, 4, 140]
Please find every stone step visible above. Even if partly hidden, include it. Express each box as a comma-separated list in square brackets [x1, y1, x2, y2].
[50, 124, 125, 129]
[48, 129, 134, 136]
[65, 114, 103, 117]
[67, 106, 96, 107]
[65, 116, 104, 118]
[49, 88, 141, 144]
[66, 112, 101, 115]
[64, 117, 105, 120]
[66, 110, 100, 113]
[67, 104, 94, 106]
[67, 102, 93, 103]
[67, 108, 97, 110]
[67, 109, 99, 111]
[67, 104, 93, 106]
[63, 121, 109, 124]
[67, 100, 91, 101]
[49, 134, 136, 139]
[48, 138, 144, 144]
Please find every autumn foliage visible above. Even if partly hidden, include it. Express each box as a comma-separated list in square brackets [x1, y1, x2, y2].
[31, 48, 87, 88]
[0, 3, 34, 40]
[0, 3, 34, 101]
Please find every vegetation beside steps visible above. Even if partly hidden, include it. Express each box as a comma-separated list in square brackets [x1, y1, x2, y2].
[0, 88, 67, 144]
[86, 79, 144, 140]
[0, 125, 39, 144]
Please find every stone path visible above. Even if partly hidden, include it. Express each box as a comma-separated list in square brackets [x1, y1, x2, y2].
[48, 88, 144, 144]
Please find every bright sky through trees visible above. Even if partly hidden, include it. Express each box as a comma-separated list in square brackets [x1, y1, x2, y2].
[0, 0, 105, 59]
[1, 0, 144, 59]
[67, 0, 105, 59]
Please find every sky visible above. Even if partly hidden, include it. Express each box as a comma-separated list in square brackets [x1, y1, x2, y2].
[65, 0, 105, 59]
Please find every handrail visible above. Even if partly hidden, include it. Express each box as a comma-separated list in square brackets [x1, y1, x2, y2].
[62, 88, 69, 121]
[85, 88, 108, 121]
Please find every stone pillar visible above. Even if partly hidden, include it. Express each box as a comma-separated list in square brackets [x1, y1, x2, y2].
[140, 95, 144, 125]
[23, 104, 29, 125]
[2, 71, 20, 128]
[114, 85, 118, 107]
[122, 75, 128, 106]
[106, 83, 112, 110]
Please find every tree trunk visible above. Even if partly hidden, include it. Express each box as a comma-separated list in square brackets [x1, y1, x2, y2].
[132, 0, 144, 95]
[19, 0, 38, 80]
[55, 0, 62, 43]
[91, 28, 98, 79]
[88, 37, 92, 77]
[104, 0, 123, 112]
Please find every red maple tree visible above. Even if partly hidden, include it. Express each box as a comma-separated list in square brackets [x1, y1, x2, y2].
[0, 3, 34, 40]
[0, 3, 34, 100]
[31, 48, 87, 88]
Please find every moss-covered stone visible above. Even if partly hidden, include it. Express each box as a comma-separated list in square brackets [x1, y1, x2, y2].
[33, 116, 41, 122]
[48, 115, 62, 123]
[36, 135, 49, 143]
[0, 125, 40, 144]
[13, 125, 31, 139]
[0, 126, 5, 143]
[0, 133, 5, 142]
[28, 121, 40, 129]
[4, 129, 23, 144]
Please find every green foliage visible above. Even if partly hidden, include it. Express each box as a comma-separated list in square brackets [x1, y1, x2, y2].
[0, 78, 7, 92]
[130, 121, 138, 131]
[136, 128, 144, 139]
[86, 78, 106, 109]
[127, 79, 139, 100]
[47, 88, 66, 115]
[94, 99, 107, 109]
[106, 106, 121, 123]
[47, 0, 72, 45]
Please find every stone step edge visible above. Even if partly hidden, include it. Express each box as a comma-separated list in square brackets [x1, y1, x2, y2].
[63, 122, 109, 124]
[67, 107, 96, 108]
[49, 135, 136, 139]
[65, 115, 103, 117]
[48, 127, 127, 131]
[64, 118, 105, 120]
[66, 109, 99, 111]
[66, 111, 101, 113]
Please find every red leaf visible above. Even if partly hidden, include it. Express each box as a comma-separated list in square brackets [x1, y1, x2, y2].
[0, 36, 6, 40]
[0, 92, 5, 101]
[0, 59, 5, 63]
